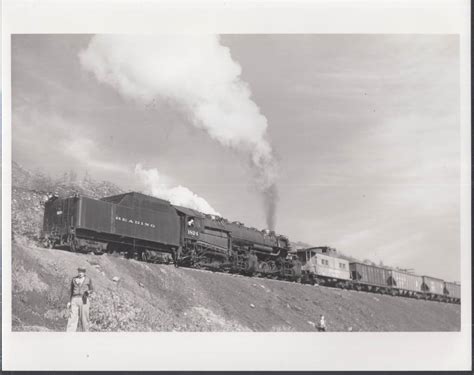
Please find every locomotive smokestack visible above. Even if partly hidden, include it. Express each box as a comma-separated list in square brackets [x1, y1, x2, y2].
[80, 35, 279, 226]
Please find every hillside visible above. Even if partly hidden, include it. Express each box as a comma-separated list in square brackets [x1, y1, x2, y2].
[12, 241, 460, 332]
[10, 162, 461, 332]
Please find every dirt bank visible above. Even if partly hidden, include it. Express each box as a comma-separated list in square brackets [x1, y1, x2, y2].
[12, 240, 460, 332]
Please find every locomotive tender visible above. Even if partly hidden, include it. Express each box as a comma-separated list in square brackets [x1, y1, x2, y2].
[42, 191, 460, 304]
[43, 192, 180, 255]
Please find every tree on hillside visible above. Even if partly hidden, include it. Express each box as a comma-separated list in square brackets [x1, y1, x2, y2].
[32, 173, 55, 192]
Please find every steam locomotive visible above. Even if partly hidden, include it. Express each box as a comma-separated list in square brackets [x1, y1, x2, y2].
[42, 191, 297, 279]
[42, 191, 461, 304]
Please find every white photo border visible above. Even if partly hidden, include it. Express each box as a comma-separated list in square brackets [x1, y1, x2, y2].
[2, 0, 471, 371]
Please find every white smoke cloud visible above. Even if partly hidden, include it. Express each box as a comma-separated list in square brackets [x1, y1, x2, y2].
[135, 164, 220, 216]
[80, 34, 279, 229]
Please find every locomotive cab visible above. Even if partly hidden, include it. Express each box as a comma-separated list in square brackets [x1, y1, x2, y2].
[174, 206, 231, 268]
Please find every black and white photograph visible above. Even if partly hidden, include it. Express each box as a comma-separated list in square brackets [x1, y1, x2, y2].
[2, 0, 471, 371]
[10, 32, 463, 333]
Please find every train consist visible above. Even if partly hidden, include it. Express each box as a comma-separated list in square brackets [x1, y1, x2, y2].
[42, 191, 461, 304]
[296, 247, 460, 303]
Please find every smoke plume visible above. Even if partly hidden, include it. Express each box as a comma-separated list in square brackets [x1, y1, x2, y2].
[135, 164, 220, 216]
[80, 35, 279, 229]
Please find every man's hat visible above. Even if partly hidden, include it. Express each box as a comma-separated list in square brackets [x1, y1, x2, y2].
[78, 267, 86, 273]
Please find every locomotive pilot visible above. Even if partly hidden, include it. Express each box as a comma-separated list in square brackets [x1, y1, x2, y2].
[66, 267, 94, 332]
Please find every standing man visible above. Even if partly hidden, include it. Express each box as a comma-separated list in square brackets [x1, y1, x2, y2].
[66, 267, 93, 332]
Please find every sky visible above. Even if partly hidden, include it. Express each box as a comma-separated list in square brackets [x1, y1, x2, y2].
[12, 34, 460, 281]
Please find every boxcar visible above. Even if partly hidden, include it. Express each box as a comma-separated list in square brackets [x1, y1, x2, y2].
[388, 270, 423, 294]
[421, 276, 444, 296]
[444, 281, 461, 302]
[43, 192, 181, 254]
[297, 247, 351, 285]
[350, 262, 390, 291]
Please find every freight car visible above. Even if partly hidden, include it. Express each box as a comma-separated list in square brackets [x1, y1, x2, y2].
[443, 282, 461, 303]
[387, 269, 423, 298]
[421, 276, 445, 301]
[349, 262, 391, 294]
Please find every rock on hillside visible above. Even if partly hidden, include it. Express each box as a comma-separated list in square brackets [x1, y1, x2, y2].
[11, 161, 124, 242]
[12, 241, 460, 332]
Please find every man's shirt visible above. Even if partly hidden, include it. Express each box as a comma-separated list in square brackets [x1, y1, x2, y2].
[70, 275, 93, 298]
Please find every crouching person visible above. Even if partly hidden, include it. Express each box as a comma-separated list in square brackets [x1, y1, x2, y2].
[317, 315, 327, 332]
[66, 267, 93, 332]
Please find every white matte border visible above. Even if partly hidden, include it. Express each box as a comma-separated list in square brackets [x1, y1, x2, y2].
[2, 0, 471, 371]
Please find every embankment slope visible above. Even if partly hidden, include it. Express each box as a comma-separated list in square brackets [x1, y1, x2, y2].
[12, 241, 460, 332]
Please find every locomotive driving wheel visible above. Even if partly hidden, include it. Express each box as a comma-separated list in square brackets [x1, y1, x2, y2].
[259, 261, 271, 276]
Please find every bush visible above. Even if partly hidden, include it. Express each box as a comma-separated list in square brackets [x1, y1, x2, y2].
[89, 289, 149, 331]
